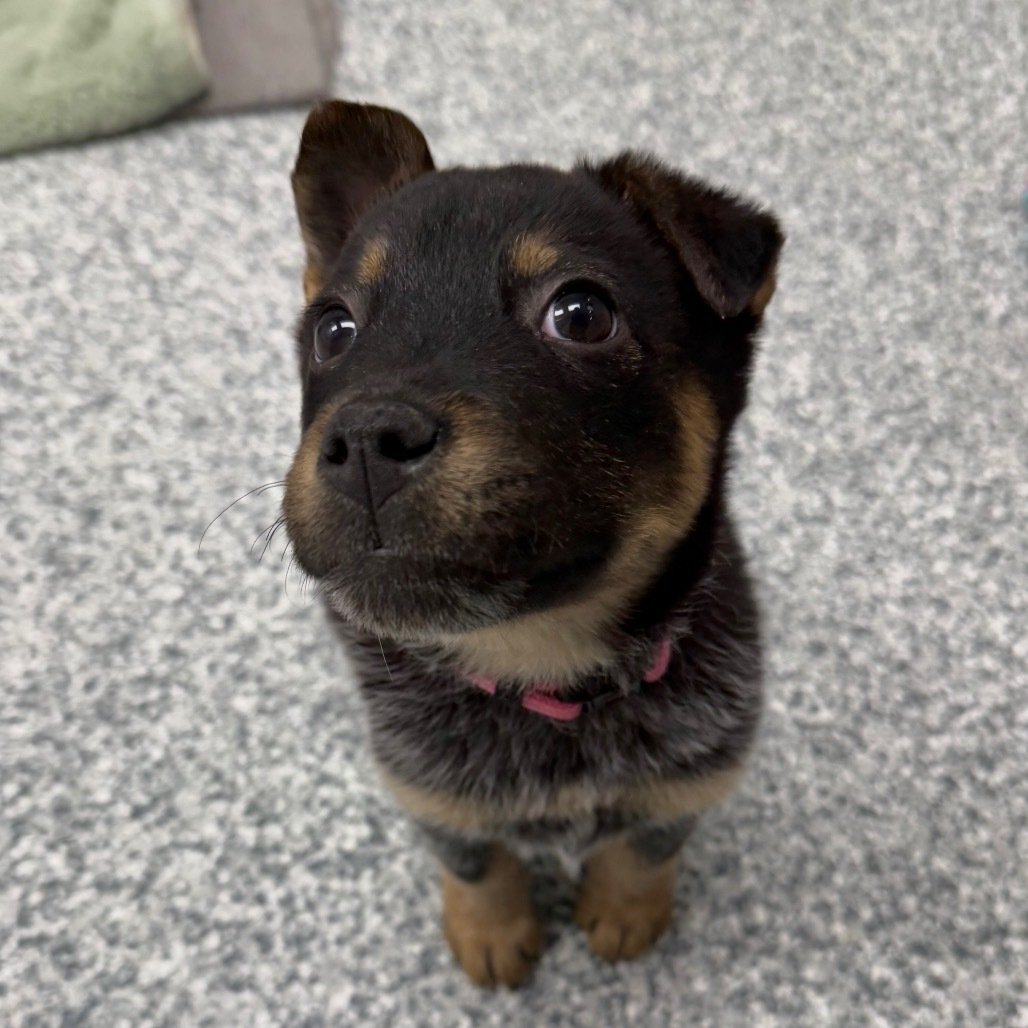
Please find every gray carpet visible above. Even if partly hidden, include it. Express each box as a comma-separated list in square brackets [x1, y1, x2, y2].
[1, 0, 1025, 1024]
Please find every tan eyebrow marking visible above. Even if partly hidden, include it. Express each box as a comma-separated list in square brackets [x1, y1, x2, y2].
[355, 237, 389, 286]
[508, 232, 560, 278]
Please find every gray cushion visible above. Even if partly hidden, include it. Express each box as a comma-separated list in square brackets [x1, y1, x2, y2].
[187, 0, 336, 114]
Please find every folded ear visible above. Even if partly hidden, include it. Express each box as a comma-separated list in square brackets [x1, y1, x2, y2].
[292, 101, 435, 299]
[582, 153, 783, 319]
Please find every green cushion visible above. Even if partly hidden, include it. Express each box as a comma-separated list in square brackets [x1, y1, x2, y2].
[0, 0, 209, 156]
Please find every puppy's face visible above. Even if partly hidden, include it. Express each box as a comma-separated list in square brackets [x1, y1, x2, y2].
[284, 102, 781, 644]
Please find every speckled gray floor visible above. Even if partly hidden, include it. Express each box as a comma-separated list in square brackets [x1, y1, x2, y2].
[2, 0, 1026, 1025]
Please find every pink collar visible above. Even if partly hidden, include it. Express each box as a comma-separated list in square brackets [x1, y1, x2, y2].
[466, 638, 672, 723]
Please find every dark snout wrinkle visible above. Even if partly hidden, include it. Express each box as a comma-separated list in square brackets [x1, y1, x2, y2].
[318, 401, 441, 542]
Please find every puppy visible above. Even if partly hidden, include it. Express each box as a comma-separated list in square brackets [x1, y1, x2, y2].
[282, 100, 782, 987]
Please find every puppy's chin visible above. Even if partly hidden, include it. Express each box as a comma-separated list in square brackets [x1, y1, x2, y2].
[323, 582, 516, 640]
[314, 545, 612, 642]
[318, 559, 523, 641]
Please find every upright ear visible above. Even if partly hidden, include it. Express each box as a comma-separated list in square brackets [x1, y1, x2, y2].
[583, 153, 783, 319]
[292, 101, 435, 300]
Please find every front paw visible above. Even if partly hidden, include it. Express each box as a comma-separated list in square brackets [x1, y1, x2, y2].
[575, 888, 673, 962]
[443, 903, 543, 988]
[574, 837, 678, 962]
[441, 848, 543, 988]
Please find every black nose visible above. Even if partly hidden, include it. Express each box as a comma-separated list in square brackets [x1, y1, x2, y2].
[319, 401, 441, 509]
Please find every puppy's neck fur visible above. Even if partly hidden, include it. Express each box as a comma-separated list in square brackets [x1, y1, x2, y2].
[439, 525, 699, 686]
[439, 602, 621, 685]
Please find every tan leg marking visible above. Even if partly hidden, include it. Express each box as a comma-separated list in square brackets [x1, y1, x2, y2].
[441, 846, 543, 988]
[575, 834, 678, 962]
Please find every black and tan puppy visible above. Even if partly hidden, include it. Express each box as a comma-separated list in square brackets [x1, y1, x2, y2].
[282, 100, 782, 987]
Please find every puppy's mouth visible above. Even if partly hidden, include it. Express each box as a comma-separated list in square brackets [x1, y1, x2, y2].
[314, 543, 610, 639]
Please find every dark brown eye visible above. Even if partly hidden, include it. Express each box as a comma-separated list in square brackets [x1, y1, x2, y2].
[313, 306, 357, 362]
[542, 289, 616, 344]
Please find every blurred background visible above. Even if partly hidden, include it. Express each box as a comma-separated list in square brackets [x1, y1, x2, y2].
[1, 1, 1024, 1024]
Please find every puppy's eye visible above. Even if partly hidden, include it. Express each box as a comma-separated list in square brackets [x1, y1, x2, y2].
[313, 306, 357, 362]
[542, 289, 616, 344]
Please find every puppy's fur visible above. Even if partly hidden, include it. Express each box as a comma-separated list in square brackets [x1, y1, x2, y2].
[282, 100, 782, 987]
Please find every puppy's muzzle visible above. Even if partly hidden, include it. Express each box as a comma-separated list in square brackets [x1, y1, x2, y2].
[319, 400, 441, 511]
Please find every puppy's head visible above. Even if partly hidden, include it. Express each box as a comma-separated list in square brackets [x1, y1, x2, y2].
[284, 101, 781, 664]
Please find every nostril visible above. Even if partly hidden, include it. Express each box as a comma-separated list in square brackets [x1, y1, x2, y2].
[377, 429, 438, 463]
[323, 434, 349, 465]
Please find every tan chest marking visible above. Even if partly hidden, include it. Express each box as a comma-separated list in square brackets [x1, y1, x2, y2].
[381, 763, 743, 834]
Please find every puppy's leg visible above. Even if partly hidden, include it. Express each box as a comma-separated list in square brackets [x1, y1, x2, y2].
[575, 816, 696, 962]
[419, 823, 543, 988]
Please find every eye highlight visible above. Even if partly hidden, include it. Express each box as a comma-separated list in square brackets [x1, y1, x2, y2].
[541, 288, 616, 344]
[313, 306, 357, 363]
